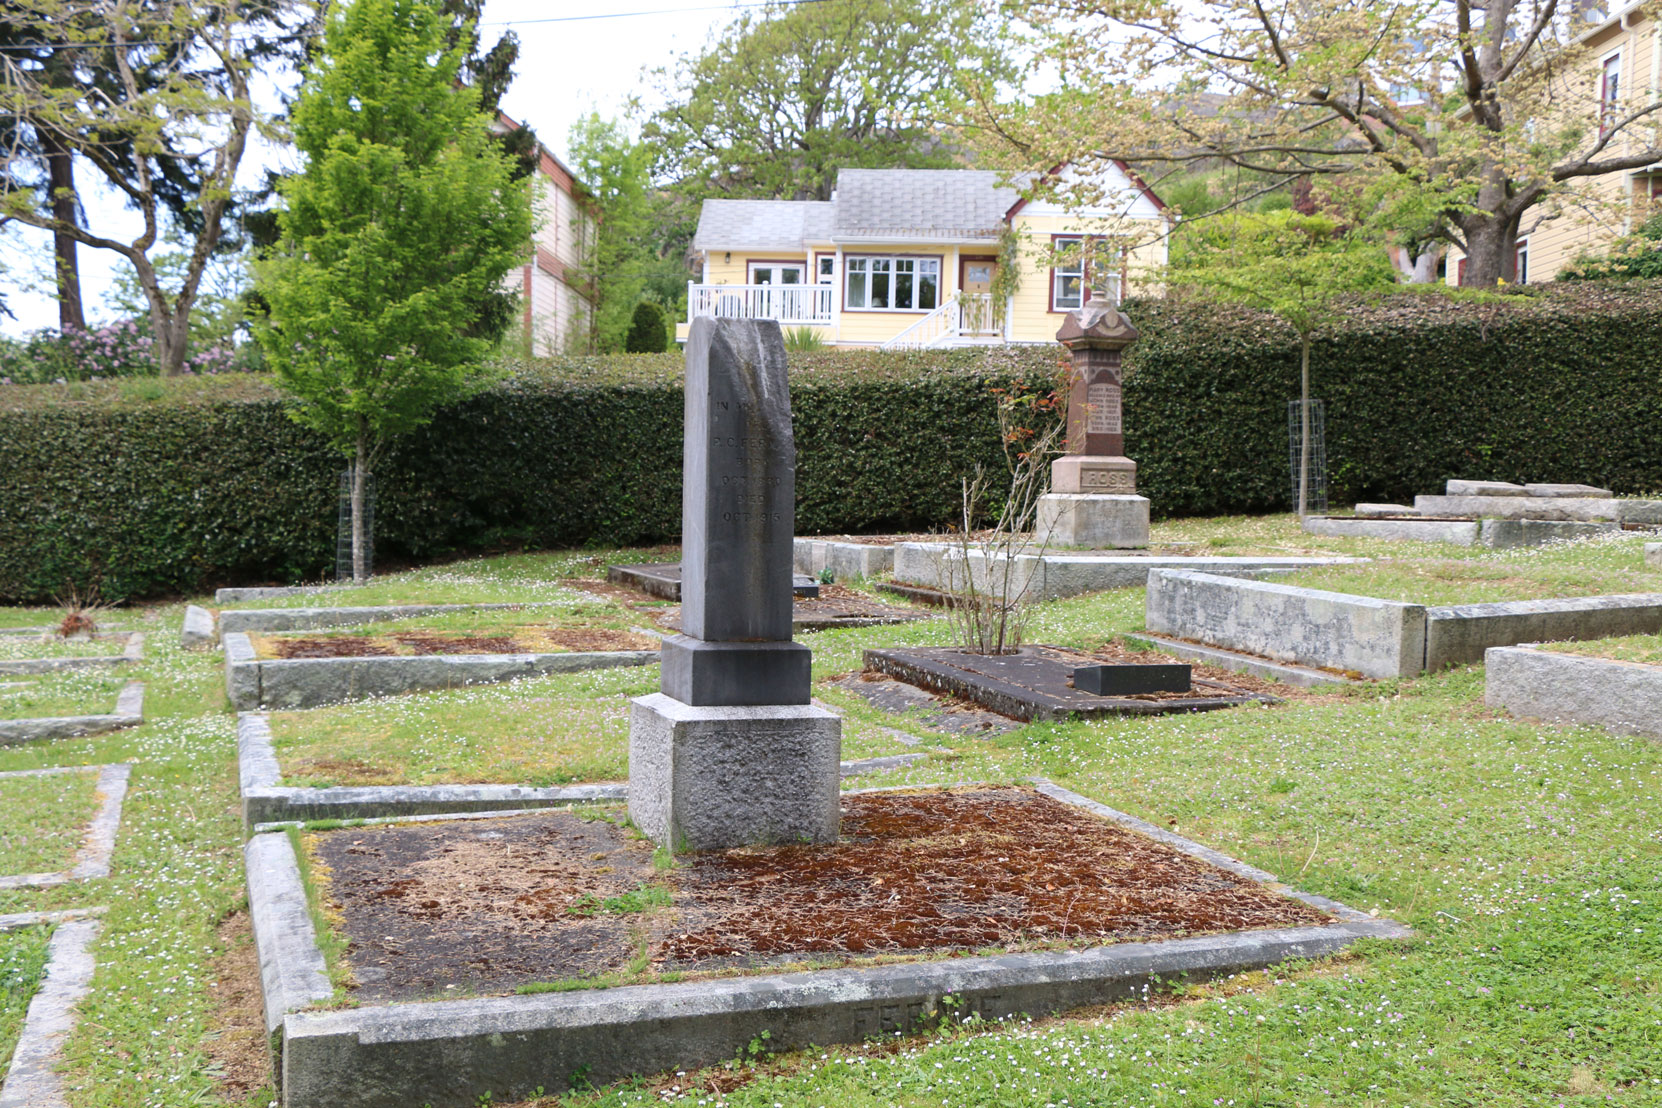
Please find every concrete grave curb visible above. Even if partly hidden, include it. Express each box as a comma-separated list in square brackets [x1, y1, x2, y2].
[1424, 594, 1662, 671]
[222, 631, 657, 710]
[1302, 517, 1479, 544]
[0, 631, 144, 677]
[793, 537, 896, 580]
[892, 544, 1367, 600]
[0, 764, 132, 889]
[0, 914, 103, 1108]
[216, 584, 357, 603]
[0, 681, 145, 747]
[1146, 572, 1662, 677]
[1146, 570, 1426, 680]
[218, 601, 561, 635]
[1128, 634, 1360, 689]
[236, 713, 927, 828]
[1485, 645, 1662, 740]
[1412, 494, 1624, 522]
[247, 780, 1409, 1108]
[181, 605, 216, 649]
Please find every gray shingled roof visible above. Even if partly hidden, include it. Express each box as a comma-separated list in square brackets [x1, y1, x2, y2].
[693, 199, 834, 251]
[832, 169, 1018, 241]
[691, 170, 1026, 252]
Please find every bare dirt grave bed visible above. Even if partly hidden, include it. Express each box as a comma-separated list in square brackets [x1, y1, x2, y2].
[308, 786, 1332, 1004]
[581, 574, 929, 631]
[252, 626, 660, 659]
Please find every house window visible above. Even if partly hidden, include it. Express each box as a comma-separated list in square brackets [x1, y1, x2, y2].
[1600, 52, 1621, 136]
[1515, 241, 1529, 284]
[1051, 237, 1122, 311]
[844, 256, 939, 311]
[817, 256, 835, 284]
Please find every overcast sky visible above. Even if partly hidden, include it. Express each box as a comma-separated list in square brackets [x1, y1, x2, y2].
[0, 0, 754, 336]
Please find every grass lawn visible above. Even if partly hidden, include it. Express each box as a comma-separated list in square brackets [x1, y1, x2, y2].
[0, 769, 100, 876]
[1543, 633, 1662, 666]
[0, 634, 131, 662]
[0, 670, 130, 720]
[0, 924, 53, 1079]
[0, 515, 1656, 1107]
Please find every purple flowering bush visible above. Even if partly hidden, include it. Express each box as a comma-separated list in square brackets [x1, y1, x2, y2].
[0, 319, 258, 384]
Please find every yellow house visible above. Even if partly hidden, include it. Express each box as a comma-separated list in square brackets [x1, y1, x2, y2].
[677, 166, 1173, 348]
[1444, 1, 1661, 284]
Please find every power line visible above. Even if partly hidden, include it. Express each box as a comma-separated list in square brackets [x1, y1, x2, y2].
[0, 0, 828, 53]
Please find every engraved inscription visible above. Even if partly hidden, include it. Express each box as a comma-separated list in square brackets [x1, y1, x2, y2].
[1081, 468, 1136, 492]
[1086, 382, 1121, 435]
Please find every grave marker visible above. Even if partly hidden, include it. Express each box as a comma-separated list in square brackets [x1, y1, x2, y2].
[628, 318, 842, 852]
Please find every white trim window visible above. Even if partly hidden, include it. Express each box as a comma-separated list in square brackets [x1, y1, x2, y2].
[844, 256, 940, 311]
[1053, 238, 1087, 310]
[749, 262, 805, 286]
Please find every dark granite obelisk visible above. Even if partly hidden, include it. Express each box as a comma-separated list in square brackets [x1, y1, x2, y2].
[627, 317, 841, 852]
[659, 318, 811, 706]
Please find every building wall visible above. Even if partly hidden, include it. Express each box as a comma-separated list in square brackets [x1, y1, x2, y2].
[1446, 11, 1660, 284]
[1005, 213, 1169, 344]
[516, 157, 596, 353]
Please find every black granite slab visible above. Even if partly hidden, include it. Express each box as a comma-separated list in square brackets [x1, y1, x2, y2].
[862, 645, 1275, 722]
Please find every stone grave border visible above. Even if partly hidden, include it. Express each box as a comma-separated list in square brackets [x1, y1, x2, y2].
[0, 632, 144, 677]
[217, 601, 565, 636]
[0, 764, 131, 890]
[236, 713, 926, 828]
[0, 909, 105, 1108]
[246, 779, 1408, 1108]
[1485, 645, 1662, 741]
[1302, 516, 1630, 548]
[223, 631, 659, 711]
[891, 544, 1367, 601]
[0, 681, 145, 747]
[1126, 635, 1361, 689]
[1145, 570, 1662, 678]
[793, 537, 896, 580]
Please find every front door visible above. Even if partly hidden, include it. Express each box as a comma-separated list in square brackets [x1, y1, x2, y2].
[959, 256, 998, 333]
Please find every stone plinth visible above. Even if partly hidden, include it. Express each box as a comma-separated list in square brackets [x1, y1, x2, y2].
[627, 694, 841, 852]
[1040, 300, 1149, 549]
[1035, 493, 1150, 549]
[627, 317, 840, 851]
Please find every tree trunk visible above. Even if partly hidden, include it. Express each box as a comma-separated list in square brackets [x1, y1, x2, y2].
[352, 430, 370, 583]
[1298, 334, 1311, 518]
[42, 138, 86, 333]
[1457, 216, 1519, 288]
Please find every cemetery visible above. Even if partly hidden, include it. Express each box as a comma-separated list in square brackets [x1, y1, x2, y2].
[3, 306, 1662, 1106]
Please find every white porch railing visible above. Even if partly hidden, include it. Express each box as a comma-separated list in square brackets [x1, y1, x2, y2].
[687, 282, 832, 325]
[881, 292, 1002, 350]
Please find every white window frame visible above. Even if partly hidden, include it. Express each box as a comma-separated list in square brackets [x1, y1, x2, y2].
[748, 261, 805, 286]
[1052, 237, 1087, 311]
[843, 255, 941, 312]
[1514, 238, 1529, 284]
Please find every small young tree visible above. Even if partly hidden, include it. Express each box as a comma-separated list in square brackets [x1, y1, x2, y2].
[1169, 211, 1395, 516]
[255, 0, 531, 581]
[624, 301, 669, 353]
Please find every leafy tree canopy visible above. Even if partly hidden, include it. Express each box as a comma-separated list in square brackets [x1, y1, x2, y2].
[981, 0, 1662, 287]
[643, 0, 1015, 201]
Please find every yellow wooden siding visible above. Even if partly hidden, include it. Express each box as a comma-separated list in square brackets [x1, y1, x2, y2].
[1005, 214, 1169, 344]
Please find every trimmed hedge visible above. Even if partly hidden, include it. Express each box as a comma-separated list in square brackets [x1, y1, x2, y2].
[0, 347, 1059, 602]
[2, 282, 1659, 603]
[1122, 281, 1662, 517]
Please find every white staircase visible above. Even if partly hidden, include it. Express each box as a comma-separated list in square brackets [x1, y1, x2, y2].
[880, 293, 1000, 350]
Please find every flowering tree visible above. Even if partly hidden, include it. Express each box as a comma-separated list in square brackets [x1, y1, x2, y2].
[980, 0, 1662, 287]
